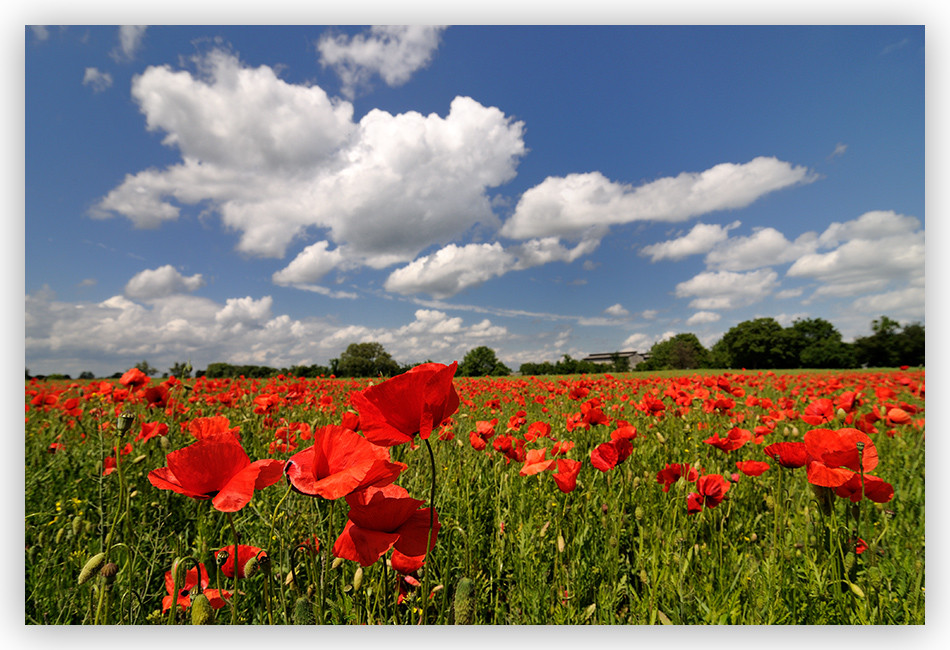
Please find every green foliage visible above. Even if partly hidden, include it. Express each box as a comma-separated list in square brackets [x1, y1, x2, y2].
[203, 362, 280, 378]
[134, 360, 158, 377]
[853, 316, 924, 367]
[168, 361, 193, 379]
[637, 333, 709, 370]
[714, 317, 790, 369]
[78, 371, 95, 380]
[334, 342, 400, 378]
[459, 346, 511, 377]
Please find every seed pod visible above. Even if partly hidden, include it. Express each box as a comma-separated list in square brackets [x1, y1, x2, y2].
[78, 552, 107, 585]
[116, 412, 135, 434]
[243, 556, 260, 578]
[453, 577, 475, 625]
[71, 515, 83, 538]
[55, 528, 65, 545]
[100, 562, 119, 586]
[352, 566, 363, 592]
[293, 596, 314, 625]
[557, 532, 566, 553]
[191, 593, 213, 625]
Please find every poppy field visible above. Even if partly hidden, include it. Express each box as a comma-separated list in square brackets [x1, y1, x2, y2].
[24, 364, 925, 625]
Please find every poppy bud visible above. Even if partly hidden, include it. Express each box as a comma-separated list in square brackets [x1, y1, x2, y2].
[557, 533, 565, 553]
[243, 556, 260, 578]
[55, 528, 65, 545]
[116, 412, 135, 434]
[352, 566, 363, 592]
[71, 515, 83, 538]
[100, 562, 119, 586]
[453, 577, 475, 625]
[836, 408, 848, 421]
[293, 596, 314, 625]
[331, 557, 344, 570]
[191, 593, 213, 625]
[159, 436, 171, 452]
[78, 552, 107, 585]
[634, 506, 644, 521]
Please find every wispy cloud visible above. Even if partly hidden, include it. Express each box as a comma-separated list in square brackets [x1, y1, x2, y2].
[82, 67, 113, 93]
[112, 26, 147, 61]
[881, 38, 910, 56]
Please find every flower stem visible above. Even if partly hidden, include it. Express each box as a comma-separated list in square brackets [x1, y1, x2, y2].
[420, 437, 437, 624]
[226, 512, 240, 625]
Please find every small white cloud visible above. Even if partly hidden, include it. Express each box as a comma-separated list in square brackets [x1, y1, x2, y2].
[775, 288, 803, 299]
[124, 265, 205, 300]
[621, 332, 653, 351]
[318, 25, 446, 98]
[705, 227, 818, 271]
[604, 303, 629, 317]
[640, 309, 658, 320]
[675, 269, 779, 310]
[112, 26, 146, 61]
[502, 157, 816, 240]
[82, 67, 113, 92]
[30, 26, 50, 41]
[272, 241, 344, 285]
[640, 221, 740, 262]
[686, 311, 721, 325]
[828, 142, 848, 159]
[78, 278, 97, 287]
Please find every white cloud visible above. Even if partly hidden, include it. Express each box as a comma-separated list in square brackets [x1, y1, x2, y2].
[640, 221, 740, 262]
[787, 211, 924, 304]
[604, 303, 629, 317]
[272, 240, 344, 285]
[641, 309, 658, 319]
[621, 332, 654, 352]
[113, 26, 146, 61]
[384, 236, 598, 298]
[91, 51, 526, 273]
[501, 157, 816, 240]
[775, 287, 803, 299]
[215, 296, 274, 327]
[317, 26, 446, 99]
[124, 265, 205, 300]
[82, 67, 113, 92]
[686, 311, 721, 325]
[30, 26, 50, 41]
[851, 287, 925, 320]
[675, 269, 779, 310]
[828, 142, 848, 159]
[704, 227, 819, 271]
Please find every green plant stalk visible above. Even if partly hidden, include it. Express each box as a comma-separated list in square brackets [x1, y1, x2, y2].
[420, 437, 437, 624]
[226, 512, 240, 625]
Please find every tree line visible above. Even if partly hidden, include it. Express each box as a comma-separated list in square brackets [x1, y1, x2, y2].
[26, 314, 923, 381]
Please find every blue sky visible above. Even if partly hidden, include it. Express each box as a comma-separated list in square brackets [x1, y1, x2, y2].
[23, 22, 927, 377]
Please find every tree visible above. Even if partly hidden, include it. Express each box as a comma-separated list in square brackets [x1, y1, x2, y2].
[897, 322, 925, 367]
[134, 360, 158, 376]
[853, 315, 902, 367]
[784, 317, 854, 368]
[638, 333, 709, 370]
[459, 346, 511, 377]
[78, 371, 95, 380]
[714, 318, 789, 369]
[335, 342, 401, 378]
[798, 338, 856, 369]
[169, 361, 193, 379]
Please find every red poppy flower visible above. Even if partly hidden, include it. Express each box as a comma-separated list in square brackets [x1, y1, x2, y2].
[332, 484, 439, 567]
[283, 425, 406, 500]
[590, 438, 632, 472]
[886, 408, 911, 426]
[656, 463, 699, 492]
[120, 367, 149, 389]
[162, 563, 230, 613]
[804, 428, 878, 488]
[704, 427, 752, 452]
[525, 421, 552, 441]
[735, 460, 770, 477]
[390, 550, 426, 605]
[186, 415, 241, 443]
[214, 544, 265, 579]
[552, 458, 582, 493]
[135, 421, 169, 443]
[519, 448, 555, 476]
[469, 430, 488, 451]
[686, 474, 731, 514]
[763, 441, 808, 468]
[148, 437, 284, 512]
[350, 362, 460, 446]
[801, 398, 836, 426]
[340, 411, 361, 431]
[833, 473, 894, 503]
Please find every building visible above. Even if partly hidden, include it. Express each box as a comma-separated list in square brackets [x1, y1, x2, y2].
[582, 350, 650, 368]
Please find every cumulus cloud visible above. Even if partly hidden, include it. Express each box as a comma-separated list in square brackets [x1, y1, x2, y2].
[82, 67, 113, 92]
[604, 303, 629, 317]
[704, 227, 819, 271]
[124, 265, 205, 300]
[686, 311, 721, 325]
[675, 269, 779, 310]
[317, 25, 446, 99]
[787, 211, 924, 306]
[272, 241, 345, 285]
[26, 288, 510, 377]
[501, 157, 816, 240]
[91, 50, 526, 271]
[384, 237, 598, 298]
[640, 221, 740, 262]
[113, 26, 146, 61]
[621, 332, 654, 352]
